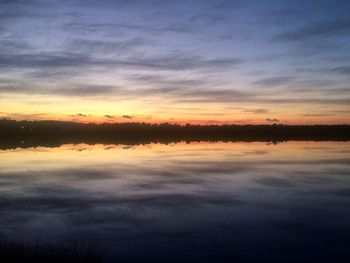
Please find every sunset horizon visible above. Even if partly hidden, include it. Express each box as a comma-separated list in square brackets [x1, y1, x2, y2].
[2, 117, 350, 126]
[1, 1, 350, 125]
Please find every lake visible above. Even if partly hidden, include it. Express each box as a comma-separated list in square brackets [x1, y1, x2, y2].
[0, 141, 349, 262]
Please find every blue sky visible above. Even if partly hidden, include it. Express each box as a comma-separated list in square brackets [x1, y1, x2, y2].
[0, 0, 349, 124]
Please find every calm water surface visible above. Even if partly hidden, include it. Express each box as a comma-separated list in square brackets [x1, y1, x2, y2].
[0, 141, 349, 262]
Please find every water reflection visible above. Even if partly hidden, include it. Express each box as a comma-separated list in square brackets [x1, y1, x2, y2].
[0, 142, 349, 262]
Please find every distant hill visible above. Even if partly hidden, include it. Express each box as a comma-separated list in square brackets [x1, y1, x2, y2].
[1, 119, 350, 149]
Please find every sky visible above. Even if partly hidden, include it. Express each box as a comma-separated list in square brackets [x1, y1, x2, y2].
[0, 0, 350, 125]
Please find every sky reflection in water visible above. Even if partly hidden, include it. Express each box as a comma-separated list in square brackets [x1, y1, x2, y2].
[0, 141, 349, 262]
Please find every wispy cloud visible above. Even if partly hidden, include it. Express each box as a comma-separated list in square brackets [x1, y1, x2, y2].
[302, 114, 330, 117]
[65, 37, 152, 55]
[0, 82, 120, 96]
[0, 52, 244, 74]
[266, 118, 280, 123]
[329, 66, 350, 75]
[72, 113, 88, 117]
[1, 80, 350, 107]
[273, 19, 350, 42]
[244, 109, 268, 114]
[253, 76, 294, 87]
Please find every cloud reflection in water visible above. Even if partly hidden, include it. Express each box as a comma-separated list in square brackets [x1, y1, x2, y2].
[0, 142, 349, 262]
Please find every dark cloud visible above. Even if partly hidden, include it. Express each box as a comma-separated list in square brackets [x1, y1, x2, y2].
[55, 85, 119, 96]
[0, 112, 49, 120]
[243, 109, 268, 114]
[263, 8, 300, 25]
[1, 80, 350, 106]
[329, 188, 350, 198]
[119, 54, 244, 71]
[0, 39, 32, 53]
[266, 118, 279, 123]
[63, 21, 195, 37]
[302, 114, 330, 117]
[273, 19, 350, 42]
[73, 113, 88, 117]
[104, 114, 114, 118]
[66, 37, 152, 55]
[255, 177, 296, 188]
[329, 66, 350, 75]
[145, 87, 350, 106]
[294, 66, 350, 78]
[0, 83, 119, 96]
[127, 74, 211, 87]
[189, 0, 239, 26]
[292, 78, 338, 89]
[0, 52, 244, 73]
[122, 115, 133, 119]
[244, 150, 269, 155]
[254, 76, 294, 87]
[0, 53, 91, 69]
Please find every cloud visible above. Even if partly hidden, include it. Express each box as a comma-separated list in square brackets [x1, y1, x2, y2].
[127, 74, 211, 87]
[72, 113, 88, 117]
[0, 112, 50, 120]
[253, 76, 294, 87]
[64, 21, 195, 37]
[273, 19, 350, 42]
[0, 53, 91, 69]
[104, 114, 114, 118]
[263, 8, 300, 25]
[329, 66, 350, 75]
[189, 0, 239, 26]
[266, 118, 280, 122]
[0, 82, 120, 96]
[0, 39, 32, 53]
[243, 109, 268, 114]
[0, 52, 244, 74]
[122, 115, 134, 119]
[330, 188, 350, 198]
[255, 177, 295, 188]
[118, 54, 244, 71]
[66, 37, 151, 55]
[302, 114, 330, 117]
[286, 67, 350, 86]
[56, 85, 120, 96]
[1, 79, 350, 107]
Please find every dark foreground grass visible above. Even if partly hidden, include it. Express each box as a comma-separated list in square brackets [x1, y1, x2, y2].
[0, 240, 104, 263]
